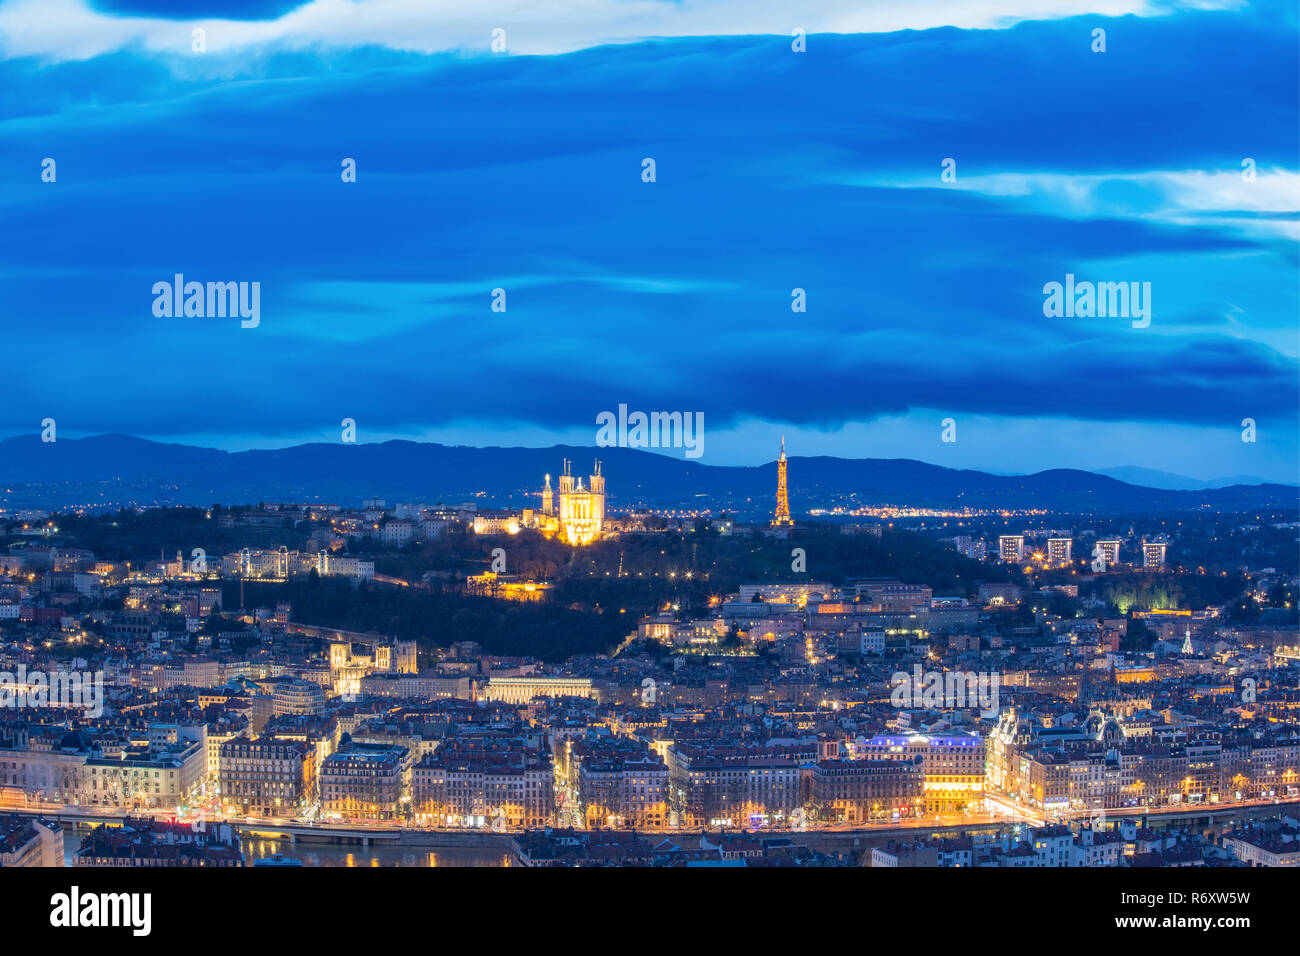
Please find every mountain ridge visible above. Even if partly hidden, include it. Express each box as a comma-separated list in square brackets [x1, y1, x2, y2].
[0, 434, 1295, 515]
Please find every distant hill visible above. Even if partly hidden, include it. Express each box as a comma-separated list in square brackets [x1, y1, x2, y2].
[1096, 466, 1280, 491]
[0, 434, 1295, 515]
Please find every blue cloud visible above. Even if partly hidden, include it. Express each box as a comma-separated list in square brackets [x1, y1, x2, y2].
[0, 7, 1295, 479]
[88, 1, 310, 19]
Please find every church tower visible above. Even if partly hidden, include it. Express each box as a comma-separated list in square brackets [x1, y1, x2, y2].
[772, 436, 792, 525]
[555, 458, 605, 545]
[542, 473, 553, 516]
[589, 459, 605, 529]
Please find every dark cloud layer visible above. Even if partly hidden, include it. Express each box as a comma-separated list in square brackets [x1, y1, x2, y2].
[0, 9, 1295, 462]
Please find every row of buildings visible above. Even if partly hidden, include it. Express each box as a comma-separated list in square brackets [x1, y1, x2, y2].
[1, 510, 1297, 857]
[993, 533, 1167, 569]
[873, 815, 1300, 867]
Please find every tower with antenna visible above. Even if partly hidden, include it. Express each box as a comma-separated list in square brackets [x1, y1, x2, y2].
[772, 436, 793, 526]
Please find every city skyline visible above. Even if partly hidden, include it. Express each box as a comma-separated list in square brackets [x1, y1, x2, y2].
[0, 493, 1296, 870]
[0, 0, 1297, 899]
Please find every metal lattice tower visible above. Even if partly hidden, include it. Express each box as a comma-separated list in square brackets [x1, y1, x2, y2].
[773, 436, 792, 525]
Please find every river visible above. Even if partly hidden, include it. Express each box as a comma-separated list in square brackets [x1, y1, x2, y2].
[62, 829, 511, 867]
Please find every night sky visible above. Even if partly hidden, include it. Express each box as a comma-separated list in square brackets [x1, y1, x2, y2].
[2, 0, 1296, 482]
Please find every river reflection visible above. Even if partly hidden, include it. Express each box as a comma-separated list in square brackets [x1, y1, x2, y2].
[242, 836, 511, 867]
[63, 830, 510, 867]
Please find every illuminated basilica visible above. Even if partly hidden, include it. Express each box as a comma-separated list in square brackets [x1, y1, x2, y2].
[531, 459, 606, 546]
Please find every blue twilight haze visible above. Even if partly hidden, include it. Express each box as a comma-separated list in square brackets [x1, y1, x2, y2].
[0, 0, 1296, 482]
